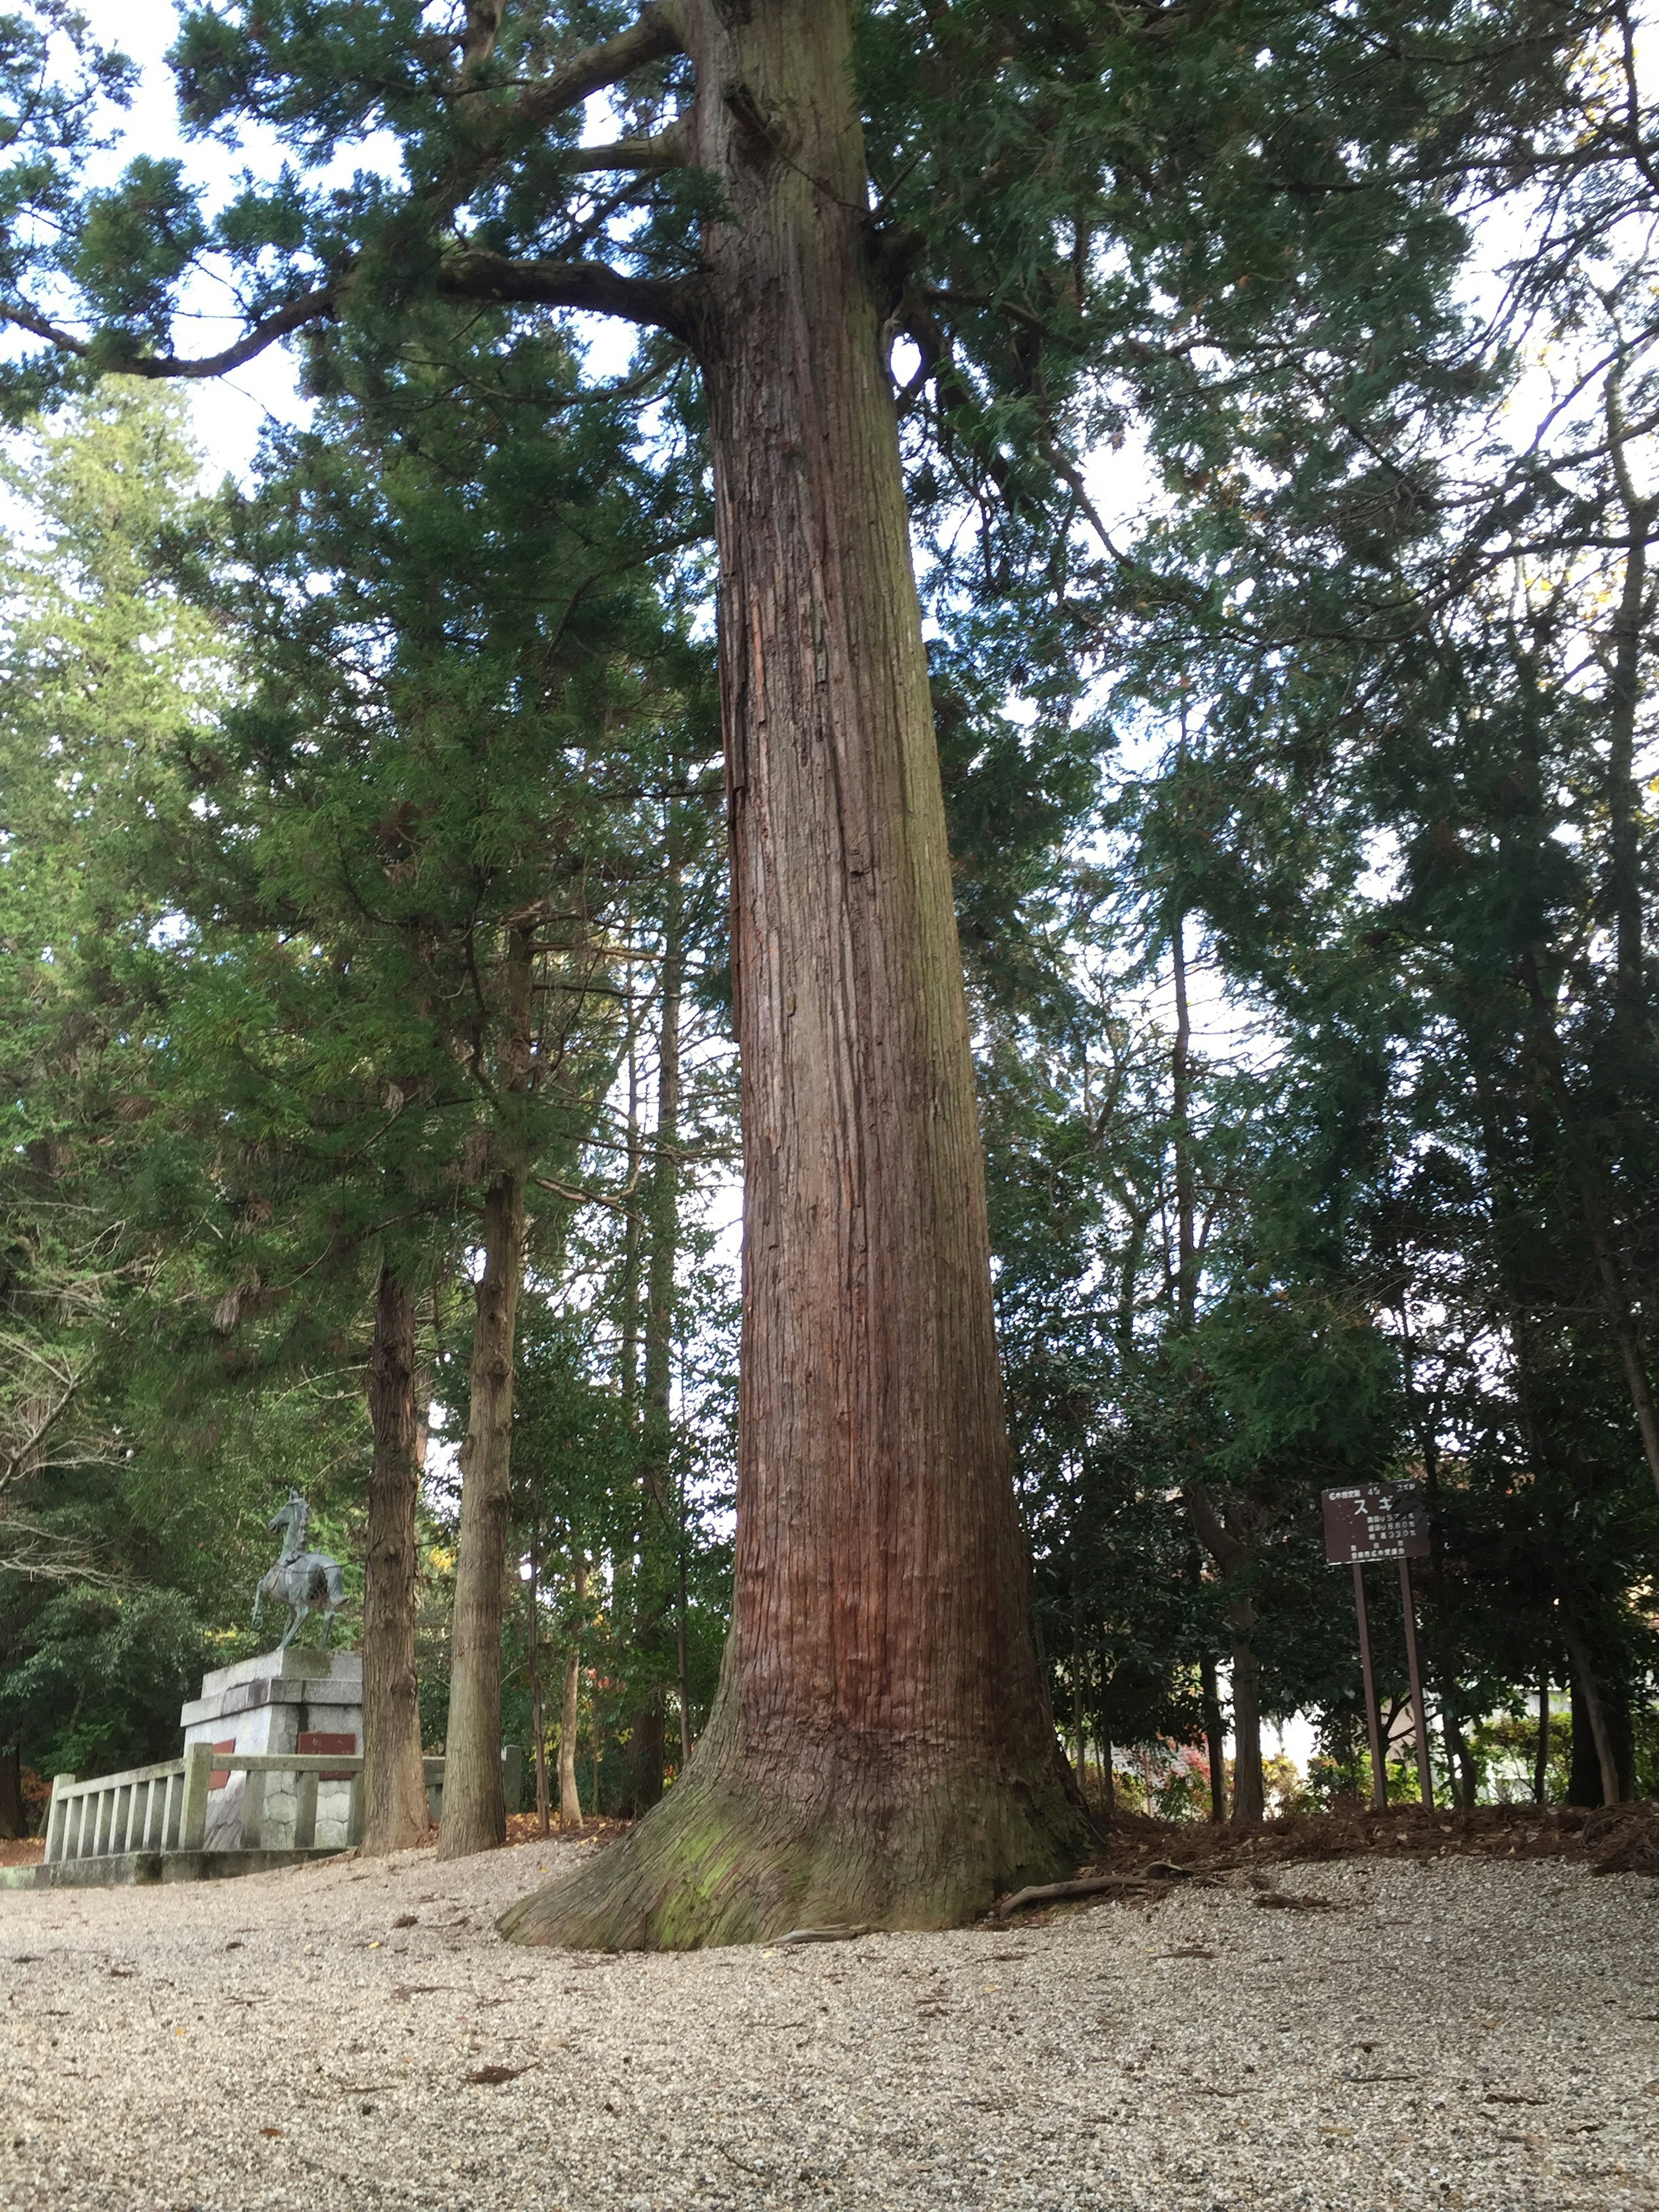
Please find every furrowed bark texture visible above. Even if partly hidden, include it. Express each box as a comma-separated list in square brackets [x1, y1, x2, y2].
[362, 1265, 429, 1856]
[501, 0, 1085, 1948]
[440, 928, 533, 1860]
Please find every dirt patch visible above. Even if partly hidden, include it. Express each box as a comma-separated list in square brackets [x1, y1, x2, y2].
[503, 1811, 629, 1849]
[1067, 1797, 1659, 1884]
[0, 1837, 43, 1867]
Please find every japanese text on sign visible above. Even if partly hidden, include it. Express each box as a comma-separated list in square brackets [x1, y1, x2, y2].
[1321, 1481, 1430, 1565]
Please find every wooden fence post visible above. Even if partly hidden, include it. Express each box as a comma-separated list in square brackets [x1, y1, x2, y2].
[179, 1742, 213, 1853]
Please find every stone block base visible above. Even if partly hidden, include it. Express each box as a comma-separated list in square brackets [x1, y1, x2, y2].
[25, 1846, 348, 1888]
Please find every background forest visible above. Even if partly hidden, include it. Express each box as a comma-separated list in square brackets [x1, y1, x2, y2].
[2, 0, 1656, 1841]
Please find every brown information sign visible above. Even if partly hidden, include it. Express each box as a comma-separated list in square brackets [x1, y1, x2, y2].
[1322, 1481, 1429, 1566]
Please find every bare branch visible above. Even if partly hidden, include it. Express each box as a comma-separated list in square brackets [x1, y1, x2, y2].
[564, 121, 688, 174]
[532, 1171, 640, 1215]
[0, 1513, 124, 1585]
[0, 285, 338, 380]
[1039, 434, 1127, 563]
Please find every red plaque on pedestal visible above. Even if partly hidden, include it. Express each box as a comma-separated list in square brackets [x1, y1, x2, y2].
[298, 1729, 357, 1780]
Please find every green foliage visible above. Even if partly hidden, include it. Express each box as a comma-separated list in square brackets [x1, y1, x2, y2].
[0, 1, 1654, 1818]
[0, 1584, 211, 1780]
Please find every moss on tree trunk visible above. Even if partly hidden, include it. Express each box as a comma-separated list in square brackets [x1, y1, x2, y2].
[499, 0, 1087, 1947]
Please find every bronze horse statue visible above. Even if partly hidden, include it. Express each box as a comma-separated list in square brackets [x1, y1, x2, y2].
[252, 1492, 345, 1650]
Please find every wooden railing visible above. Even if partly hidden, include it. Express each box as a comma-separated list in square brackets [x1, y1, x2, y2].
[44, 1754, 191, 1863]
[42, 1744, 518, 1864]
[44, 1743, 364, 1864]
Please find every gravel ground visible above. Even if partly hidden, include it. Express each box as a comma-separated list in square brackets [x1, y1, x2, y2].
[1, 1837, 1655, 2212]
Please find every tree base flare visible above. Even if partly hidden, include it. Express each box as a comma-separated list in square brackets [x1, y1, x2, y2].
[496, 1762, 1092, 1951]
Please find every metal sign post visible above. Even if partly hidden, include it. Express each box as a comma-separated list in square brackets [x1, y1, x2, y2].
[1322, 1481, 1433, 1811]
[1350, 1560, 1386, 1809]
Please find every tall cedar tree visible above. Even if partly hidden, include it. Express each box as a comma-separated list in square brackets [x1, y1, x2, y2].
[0, 0, 1605, 1936]
[169, 321, 706, 1855]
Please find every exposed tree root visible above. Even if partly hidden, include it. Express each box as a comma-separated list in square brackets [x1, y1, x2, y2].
[497, 1755, 1090, 1951]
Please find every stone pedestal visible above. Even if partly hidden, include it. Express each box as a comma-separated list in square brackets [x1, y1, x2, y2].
[180, 1649, 362, 1850]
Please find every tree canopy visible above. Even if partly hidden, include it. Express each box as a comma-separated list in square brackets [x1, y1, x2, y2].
[0, 0, 1654, 1910]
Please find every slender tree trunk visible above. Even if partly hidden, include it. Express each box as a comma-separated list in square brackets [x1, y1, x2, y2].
[1520, 954, 1659, 1506]
[1183, 1481, 1265, 1828]
[1171, 908, 1198, 1332]
[1070, 1600, 1087, 1782]
[676, 1514, 693, 1771]
[1453, 1732, 1477, 1810]
[1175, 925, 1243, 1829]
[1226, 1609, 1266, 1827]
[1604, 368, 1653, 1046]
[1478, 1081, 1634, 1813]
[1199, 1653, 1227, 1824]
[1558, 1597, 1623, 1807]
[625, 852, 684, 1815]
[362, 1264, 429, 1856]
[0, 1746, 24, 1839]
[502, 0, 1086, 1948]
[1533, 1668, 1550, 1805]
[608, 988, 644, 1807]
[1398, 1306, 1474, 1804]
[558, 1555, 587, 1830]
[529, 1531, 550, 1837]
[439, 927, 532, 1860]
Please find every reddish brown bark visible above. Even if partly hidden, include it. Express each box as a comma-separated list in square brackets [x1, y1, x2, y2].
[502, 0, 1085, 1948]
[362, 1265, 429, 1856]
[439, 927, 532, 1860]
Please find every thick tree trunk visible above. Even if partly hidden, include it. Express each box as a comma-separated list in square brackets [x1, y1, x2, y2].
[558, 1555, 586, 1829]
[439, 928, 532, 1860]
[502, 0, 1086, 1948]
[361, 1264, 429, 1856]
